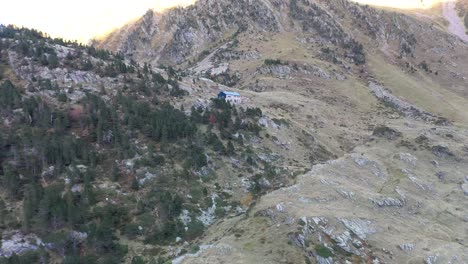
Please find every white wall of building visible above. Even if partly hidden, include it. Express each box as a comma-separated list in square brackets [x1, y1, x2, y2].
[225, 95, 241, 104]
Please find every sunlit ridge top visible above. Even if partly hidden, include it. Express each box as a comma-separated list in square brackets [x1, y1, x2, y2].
[351, 0, 452, 9]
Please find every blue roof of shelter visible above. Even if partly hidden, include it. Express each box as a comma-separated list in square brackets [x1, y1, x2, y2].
[219, 91, 240, 96]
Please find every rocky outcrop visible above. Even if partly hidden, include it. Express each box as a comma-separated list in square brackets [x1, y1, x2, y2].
[258, 65, 292, 79]
[399, 243, 415, 253]
[316, 256, 334, 264]
[208, 124, 468, 263]
[369, 82, 440, 122]
[371, 196, 405, 207]
[96, 0, 282, 65]
[431, 145, 455, 158]
[462, 176, 468, 196]
[339, 218, 377, 240]
[0, 233, 44, 257]
[394, 153, 418, 166]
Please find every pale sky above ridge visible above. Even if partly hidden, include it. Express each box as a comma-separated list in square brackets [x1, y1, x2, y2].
[0, 0, 197, 43]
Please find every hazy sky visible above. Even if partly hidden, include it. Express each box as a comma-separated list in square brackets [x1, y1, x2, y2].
[0, 0, 197, 43]
[354, 0, 448, 9]
[0, 0, 447, 43]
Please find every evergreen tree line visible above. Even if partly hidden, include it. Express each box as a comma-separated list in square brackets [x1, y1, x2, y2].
[0, 65, 267, 262]
[0, 25, 138, 75]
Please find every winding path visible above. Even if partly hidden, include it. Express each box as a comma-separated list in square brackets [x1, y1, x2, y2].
[442, 1, 468, 42]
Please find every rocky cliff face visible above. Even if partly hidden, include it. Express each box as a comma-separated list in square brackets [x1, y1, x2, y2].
[96, 0, 283, 65]
[95, 0, 430, 66]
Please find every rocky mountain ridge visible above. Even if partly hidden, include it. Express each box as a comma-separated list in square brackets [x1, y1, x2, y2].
[95, 0, 460, 66]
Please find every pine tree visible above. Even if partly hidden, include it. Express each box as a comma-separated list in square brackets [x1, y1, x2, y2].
[131, 177, 139, 191]
[40, 54, 49, 66]
[132, 256, 145, 264]
[97, 117, 104, 143]
[66, 190, 76, 225]
[37, 194, 50, 230]
[8, 253, 21, 264]
[83, 173, 95, 206]
[227, 141, 235, 156]
[112, 164, 120, 182]
[47, 53, 59, 68]
[22, 187, 35, 231]
[0, 198, 6, 227]
[247, 156, 255, 166]
[2, 163, 19, 198]
[160, 126, 168, 150]
[0, 80, 21, 110]
[190, 106, 202, 123]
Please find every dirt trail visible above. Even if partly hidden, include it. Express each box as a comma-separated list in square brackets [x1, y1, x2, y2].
[442, 1, 468, 42]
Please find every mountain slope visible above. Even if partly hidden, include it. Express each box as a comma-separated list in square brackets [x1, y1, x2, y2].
[96, 0, 468, 122]
[94, 1, 468, 263]
[1, 0, 468, 263]
[1, 25, 330, 263]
